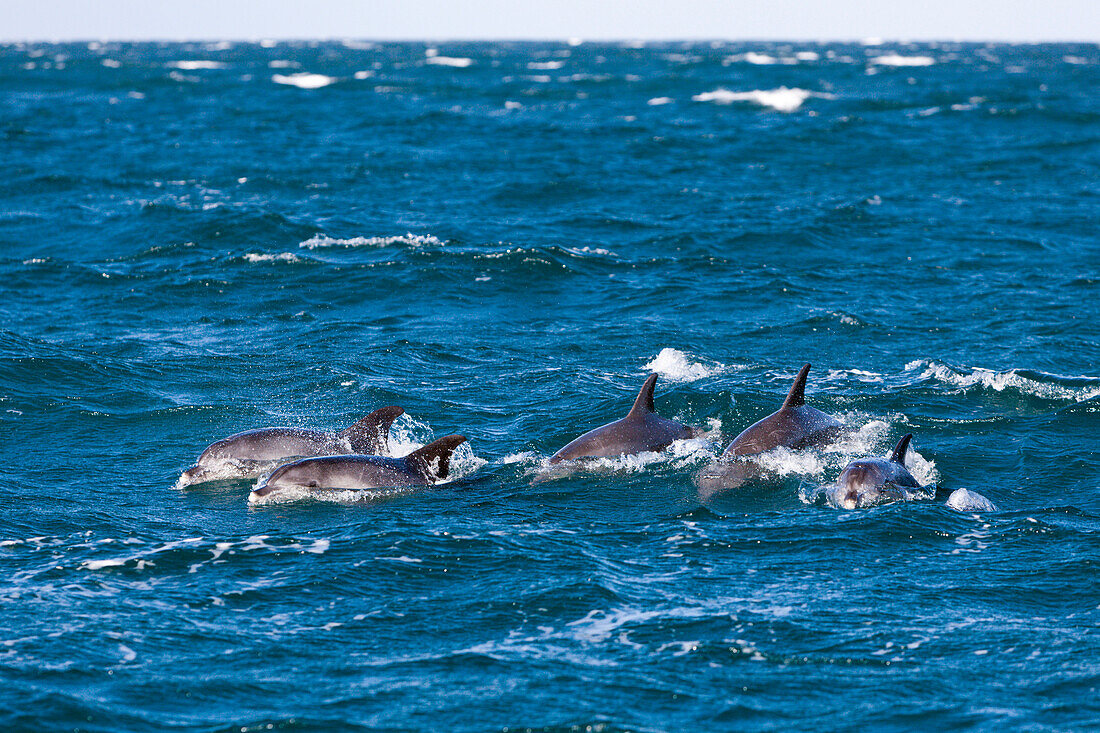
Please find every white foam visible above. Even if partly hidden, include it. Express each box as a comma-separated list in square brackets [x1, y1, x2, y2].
[500, 451, 537, 465]
[534, 438, 716, 481]
[84, 558, 126, 570]
[647, 97, 673, 106]
[268, 59, 298, 69]
[243, 252, 300, 263]
[644, 348, 727, 383]
[726, 52, 778, 65]
[871, 53, 936, 67]
[1063, 55, 1089, 65]
[795, 51, 820, 61]
[426, 55, 474, 68]
[504, 100, 523, 110]
[272, 73, 336, 89]
[692, 87, 818, 112]
[101, 59, 121, 68]
[947, 489, 998, 513]
[353, 70, 374, 79]
[528, 60, 564, 70]
[908, 360, 1100, 402]
[170, 60, 226, 70]
[299, 233, 443, 249]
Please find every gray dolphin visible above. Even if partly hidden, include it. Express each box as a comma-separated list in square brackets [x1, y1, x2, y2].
[549, 374, 695, 464]
[250, 434, 468, 501]
[722, 363, 842, 458]
[179, 406, 404, 487]
[829, 433, 929, 509]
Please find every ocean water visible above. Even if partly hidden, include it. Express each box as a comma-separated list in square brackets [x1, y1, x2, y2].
[2, 40, 1099, 730]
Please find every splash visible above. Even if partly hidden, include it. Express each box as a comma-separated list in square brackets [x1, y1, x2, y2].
[643, 348, 728, 383]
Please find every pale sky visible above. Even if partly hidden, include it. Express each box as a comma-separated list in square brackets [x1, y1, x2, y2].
[4, 0, 1099, 42]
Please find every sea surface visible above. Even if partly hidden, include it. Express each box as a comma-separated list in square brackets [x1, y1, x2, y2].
[1, 40, 1099, 731]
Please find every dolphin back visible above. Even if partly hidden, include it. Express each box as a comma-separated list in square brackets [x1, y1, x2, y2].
[341, 406, 405, 454]
[404, 434, 467, 481]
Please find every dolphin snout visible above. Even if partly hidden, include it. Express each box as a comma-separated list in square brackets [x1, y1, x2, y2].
[179, 465, 208, 486]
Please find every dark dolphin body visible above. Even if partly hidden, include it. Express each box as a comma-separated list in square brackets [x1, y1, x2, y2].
[722, 363, 842, 458]
[180, 406, 404, 486]
[830, 433, 927, 509]
[250, 434, 468, 501]
[548, 374, 696, 464]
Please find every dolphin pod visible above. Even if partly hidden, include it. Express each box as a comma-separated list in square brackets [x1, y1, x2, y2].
[179, 363, 997, 511]
[250, 435, 468, 502]
[179, 406, 405, 487]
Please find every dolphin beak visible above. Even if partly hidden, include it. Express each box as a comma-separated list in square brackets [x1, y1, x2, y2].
[179, 465, 206, 487]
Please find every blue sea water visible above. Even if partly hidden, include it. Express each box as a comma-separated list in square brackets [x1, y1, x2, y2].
[2, 39, 1099, 730]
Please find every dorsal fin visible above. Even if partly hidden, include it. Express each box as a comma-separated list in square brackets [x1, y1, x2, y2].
[341, 406, 404, 454]
[781, 363, 812, 409]
[890, 434, 913, 463]
[627, 374, 658, 418]
[404, 434, 467, 481]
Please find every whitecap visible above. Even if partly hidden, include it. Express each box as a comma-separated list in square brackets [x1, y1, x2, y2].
[725, 52, 778, 65]
[528, 60, 564, 70]
[299, 233, 443, 249]
[170, 60, 226, 70]
[425, 55, 474, 68]
[871, 53, 936, 67]
[644, 347, 727, 383]
[647, 97, 673, 106]
[907, 360, 1100, 402]
[242, 252, 300, 263]
[272, 73, 336, 89]
[692, 87, 818, 112]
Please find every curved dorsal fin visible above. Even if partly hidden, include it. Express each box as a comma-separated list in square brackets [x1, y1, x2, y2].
[781, 363, 812, 408]
[404, 434, 467, 481]
[341, 406, 404, 454]
[890, 433, 913, 463]
[627, 374, 659, 418]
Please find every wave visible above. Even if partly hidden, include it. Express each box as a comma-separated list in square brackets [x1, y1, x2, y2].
[425, 52, 474, 68]
[871, 53, 936, 67]
[169, 61, 226, 70]
[692, 87, 825, 113]
[907, 360, 1100, 402]
[299, 233, 444, 249]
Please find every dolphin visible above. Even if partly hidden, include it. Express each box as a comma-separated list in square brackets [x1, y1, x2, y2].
[179, 406, 404, 487]
[722, 363, 842, 458]
[829, 433, 929, 509]
[250, 434, 468, 501]
[549, 374, 696, 464]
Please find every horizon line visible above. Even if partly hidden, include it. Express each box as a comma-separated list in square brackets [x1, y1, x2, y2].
[3, 36, 1099, 45]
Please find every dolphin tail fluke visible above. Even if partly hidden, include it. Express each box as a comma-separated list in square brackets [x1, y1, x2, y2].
[890, 433, 914, 463]
[342, 406, 404, 454]
[781, 363, 812, 409]
[627, 374, 659, 417]
[405, 434, 467, 481]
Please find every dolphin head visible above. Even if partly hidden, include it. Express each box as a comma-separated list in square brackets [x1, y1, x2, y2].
[251, 460, 323, 500]
[178, 464, 213, 487]
[832, 460, 894, 509]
